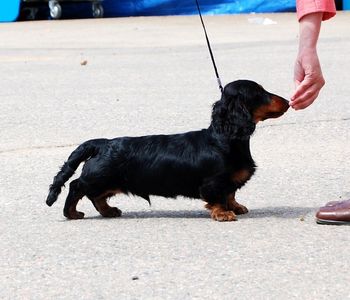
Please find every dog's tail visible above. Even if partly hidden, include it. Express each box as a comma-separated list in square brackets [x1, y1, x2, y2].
[46, 139, 106, 206]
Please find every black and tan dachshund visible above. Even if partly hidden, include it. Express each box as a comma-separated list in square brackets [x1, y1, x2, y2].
[46, 80, 289, 221]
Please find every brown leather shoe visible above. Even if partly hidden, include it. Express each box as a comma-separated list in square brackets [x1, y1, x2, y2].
[316, 199, 350, 225]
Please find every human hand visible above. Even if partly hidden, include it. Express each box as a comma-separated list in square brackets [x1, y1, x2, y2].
[290, 47, 325, 110]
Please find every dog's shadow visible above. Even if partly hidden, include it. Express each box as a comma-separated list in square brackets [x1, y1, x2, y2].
[240, 206, 316, 219]
[82, 206, 317, 220]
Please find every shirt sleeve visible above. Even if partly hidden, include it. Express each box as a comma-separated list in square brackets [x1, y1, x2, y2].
[296, 0, 336, 21]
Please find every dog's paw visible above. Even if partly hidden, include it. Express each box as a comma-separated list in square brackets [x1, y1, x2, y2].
[101, 207, 122, 218]
[64, 211, 85, 220]
[211, 210, 237, 222]
[232, 204, 248, 215]
[227, 196, 249, 215]
[205, 203, 237, 222]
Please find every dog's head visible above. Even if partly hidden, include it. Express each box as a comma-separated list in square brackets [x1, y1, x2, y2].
[211, 80, 289, 139]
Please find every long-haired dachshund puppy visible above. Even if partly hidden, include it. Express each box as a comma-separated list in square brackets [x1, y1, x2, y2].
[46, 80, 289, 221]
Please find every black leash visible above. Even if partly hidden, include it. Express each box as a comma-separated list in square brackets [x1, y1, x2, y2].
[195, 0, 224, 93]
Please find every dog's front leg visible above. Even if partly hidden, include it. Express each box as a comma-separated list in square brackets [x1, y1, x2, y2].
[227, 168, 254, 215]
[200, 175, 238, 222]
[227, 193, 249, 215]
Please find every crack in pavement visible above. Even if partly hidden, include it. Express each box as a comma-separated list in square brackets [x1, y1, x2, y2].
[0, 117, 349, 155]
[0, 144, 78, 155]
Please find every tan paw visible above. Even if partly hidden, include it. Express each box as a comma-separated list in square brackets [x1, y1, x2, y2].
[205, 203, 237, 222]
[211, 210, 237, 222]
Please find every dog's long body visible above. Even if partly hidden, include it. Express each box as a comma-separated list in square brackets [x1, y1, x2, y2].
[46, 80, 289, 221]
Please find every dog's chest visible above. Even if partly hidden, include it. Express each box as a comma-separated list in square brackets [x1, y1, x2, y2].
[226, 139, 256, 186]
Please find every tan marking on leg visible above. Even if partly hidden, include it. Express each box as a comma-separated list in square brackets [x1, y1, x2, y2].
[205, 203, 237, 222]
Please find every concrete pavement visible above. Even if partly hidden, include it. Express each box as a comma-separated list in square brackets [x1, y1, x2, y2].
[0, 12, 349, 299]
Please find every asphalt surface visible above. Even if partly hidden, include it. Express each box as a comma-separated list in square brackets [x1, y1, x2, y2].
[0, 12, 349, 299]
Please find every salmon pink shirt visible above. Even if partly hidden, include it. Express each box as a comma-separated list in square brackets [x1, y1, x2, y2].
[296, 0, 336, 21]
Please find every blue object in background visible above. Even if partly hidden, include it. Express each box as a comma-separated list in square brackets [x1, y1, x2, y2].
[343, 0, 350, 9]
[1, 0, 296, 22]
[0, 0, 21, 22]
[102, 0, 296, 17]
[38, 0, 296, 19]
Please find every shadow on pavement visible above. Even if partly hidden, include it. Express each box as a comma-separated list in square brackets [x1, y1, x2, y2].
[123, 206, 317, 219]
[242, 206, 317, 219]
[122, 210, 209, 219]
[59, 206, 318, 221]
[80, 206, 317, 220]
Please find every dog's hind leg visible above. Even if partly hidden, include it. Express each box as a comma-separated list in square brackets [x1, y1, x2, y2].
[63, 179, 85, 219]
[92, 197, 122, 218]
[91, 190, 122, 218]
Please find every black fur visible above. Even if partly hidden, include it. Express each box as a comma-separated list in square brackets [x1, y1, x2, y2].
[46, 80, 289, 220]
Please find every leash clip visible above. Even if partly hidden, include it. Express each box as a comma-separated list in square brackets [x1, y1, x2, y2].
[217, 77, 224, 93]
[195, 0, 224, 95]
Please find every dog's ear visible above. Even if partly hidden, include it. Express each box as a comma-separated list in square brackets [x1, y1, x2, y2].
[211, 98, 227, 134]
[211, 89, 256, 139]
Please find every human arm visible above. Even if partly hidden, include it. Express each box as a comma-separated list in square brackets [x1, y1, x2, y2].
[290, 0, 336, 110]
[290, 12, 324, 110]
